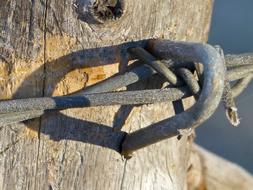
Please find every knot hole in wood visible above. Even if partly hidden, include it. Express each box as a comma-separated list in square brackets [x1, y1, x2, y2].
[92, 0, 124, 23]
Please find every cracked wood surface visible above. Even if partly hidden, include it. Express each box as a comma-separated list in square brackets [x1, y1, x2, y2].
[0, 0, 214, 189]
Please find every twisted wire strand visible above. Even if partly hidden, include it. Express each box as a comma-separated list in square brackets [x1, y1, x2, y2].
[121, 40, 225, 156]
[0, 48, 253, 126]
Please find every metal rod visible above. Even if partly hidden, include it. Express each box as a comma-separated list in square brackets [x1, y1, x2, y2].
[232, 75, 253, 97]
[0, 110, 44, 126]
[128, 47, 182, 86]
[225, 53, 253, 67]
[0, 87, 192, 114]
[72, 63, 156, 95]
[227, 65, 253, 81]
[121, 40, 225, 157]
[176, 68, 200, 95]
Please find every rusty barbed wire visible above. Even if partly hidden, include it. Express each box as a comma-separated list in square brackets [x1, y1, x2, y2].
[0, 43, 252, 124]
[0, 40, 253, 157]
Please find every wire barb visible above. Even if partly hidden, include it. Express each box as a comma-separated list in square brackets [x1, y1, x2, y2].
[215, 45, 240, 127]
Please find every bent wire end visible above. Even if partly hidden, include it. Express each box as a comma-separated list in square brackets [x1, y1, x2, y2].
[121, 39, 226, 158]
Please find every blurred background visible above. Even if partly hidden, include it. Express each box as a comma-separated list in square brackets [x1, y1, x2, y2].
[196, 0, 253, 173]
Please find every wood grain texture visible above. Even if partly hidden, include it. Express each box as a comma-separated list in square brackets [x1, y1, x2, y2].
[188, 144, 253, 190]
[0, 0, 214, 189]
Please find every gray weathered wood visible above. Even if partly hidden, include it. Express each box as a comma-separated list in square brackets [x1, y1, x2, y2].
[0, 0, 228, 189]
[188, 144, 253, 190]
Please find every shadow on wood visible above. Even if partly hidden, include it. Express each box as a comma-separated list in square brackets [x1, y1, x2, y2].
[12, 40, 152, 153]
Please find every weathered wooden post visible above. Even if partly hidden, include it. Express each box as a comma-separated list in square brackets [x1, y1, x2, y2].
[0, 0, 252, 189]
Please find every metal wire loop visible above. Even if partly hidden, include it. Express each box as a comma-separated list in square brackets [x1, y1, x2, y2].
[121, 40, 225, 157]
[0, 39, 253, 157]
